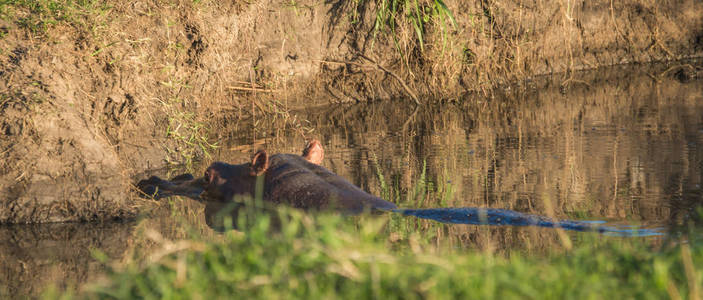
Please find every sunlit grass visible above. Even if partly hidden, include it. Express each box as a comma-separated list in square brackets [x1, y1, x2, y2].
[352, 0, 456, 56]
[46, 204, 702, 299]
[0, 0, 111, 34]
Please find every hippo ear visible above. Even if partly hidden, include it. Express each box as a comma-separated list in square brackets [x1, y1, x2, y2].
[302, 139, 324, 165]
[250, 150, 269, 176]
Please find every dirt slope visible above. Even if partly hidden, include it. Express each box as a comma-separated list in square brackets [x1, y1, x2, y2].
[0, 0, 701, 223]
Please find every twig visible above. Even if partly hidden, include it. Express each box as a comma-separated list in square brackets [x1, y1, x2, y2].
[313, 59, 346, 66]
[316, 57, 422, 105]
[252, 99, 268, 114]
[401, 105, 420, 133]
[660, 64, 694, 76]
[325, 85, 357, 104]
[78, 87, 96, 99]
[227, 86, 277, 93]
[232, 80, 263, 88]
[229, 140, 266, 151]
[645, 72, 661, 83]
[358, 54, 421, 105]
[561, 78, 592, 88]
[609, 0, 625, 44]
[249, 61, 257, 125]
[657, 39, 675, 58]
[121, 141, 148, 149]
[0, 144, 14, 157]
[316, 59, 370, 69]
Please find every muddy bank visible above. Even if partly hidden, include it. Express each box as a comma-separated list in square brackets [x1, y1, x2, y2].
[0, 0, 702, 223]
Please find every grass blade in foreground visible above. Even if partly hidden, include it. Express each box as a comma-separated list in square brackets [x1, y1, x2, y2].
[61, 208, 701, 299]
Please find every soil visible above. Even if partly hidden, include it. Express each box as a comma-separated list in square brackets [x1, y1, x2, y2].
[0, 0, 702, 223]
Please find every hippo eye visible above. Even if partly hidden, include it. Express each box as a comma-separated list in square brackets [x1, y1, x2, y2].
[204, 170, 213, 183]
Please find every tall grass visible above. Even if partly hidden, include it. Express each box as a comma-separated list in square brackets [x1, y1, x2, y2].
[53, 206, 703, 299]
[162, 99, 219, 167]
[358, 0, 456, 54]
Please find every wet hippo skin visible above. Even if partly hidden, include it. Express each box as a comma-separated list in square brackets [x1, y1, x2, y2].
[137, 140, 397, 214]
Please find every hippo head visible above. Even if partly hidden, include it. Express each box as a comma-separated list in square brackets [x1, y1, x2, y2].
[137, 140, 325, 203]
[203, 150, 269, 201]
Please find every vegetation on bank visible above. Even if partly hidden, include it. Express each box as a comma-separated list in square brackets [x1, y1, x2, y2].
[355, 0, 456, 53]
[47, 206, 701, 299]
[0, 0, 109, 34]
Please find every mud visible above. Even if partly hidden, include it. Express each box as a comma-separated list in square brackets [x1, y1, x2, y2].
[0, 0, 702, 223]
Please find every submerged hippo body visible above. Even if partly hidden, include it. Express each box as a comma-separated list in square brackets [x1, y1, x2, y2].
[138, 141, 397, 214]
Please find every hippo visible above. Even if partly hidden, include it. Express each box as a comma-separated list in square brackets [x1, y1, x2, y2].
[137, 141, 663, 236]
[137, 140, 397, 214]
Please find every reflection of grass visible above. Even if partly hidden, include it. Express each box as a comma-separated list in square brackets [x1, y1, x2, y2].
[58, 207, 702, 299]
[376, 159, 442, 246]
[373, 158, 456, 245]
[374, 158, 454, 209]
[564, 209, 591, 219]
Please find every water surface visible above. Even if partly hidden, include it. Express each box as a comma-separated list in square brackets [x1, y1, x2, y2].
[1, 63, 702, 297]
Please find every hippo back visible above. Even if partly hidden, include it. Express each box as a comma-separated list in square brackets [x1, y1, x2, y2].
[264, 154, 397, 213]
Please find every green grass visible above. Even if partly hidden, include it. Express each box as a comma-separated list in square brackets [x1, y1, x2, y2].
[50, 206, 702, 299]
[0, 0, 110, 34]
[161, 97, 219, 167]
[352, 0, 456, 55]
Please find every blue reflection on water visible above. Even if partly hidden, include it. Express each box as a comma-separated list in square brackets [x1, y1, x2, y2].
[393, 207, 664, 237]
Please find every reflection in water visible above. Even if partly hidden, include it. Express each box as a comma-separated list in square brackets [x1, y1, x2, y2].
[0, 200, 212, 298]
[224, 62, 702, 250]
[396, 207, 664, 237]
[202, 202, 666, 236]
[0, 222, 135, 297]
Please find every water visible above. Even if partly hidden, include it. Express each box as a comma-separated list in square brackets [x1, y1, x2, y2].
[268, 65, 702, 236]
[1, 63, 702, 297]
